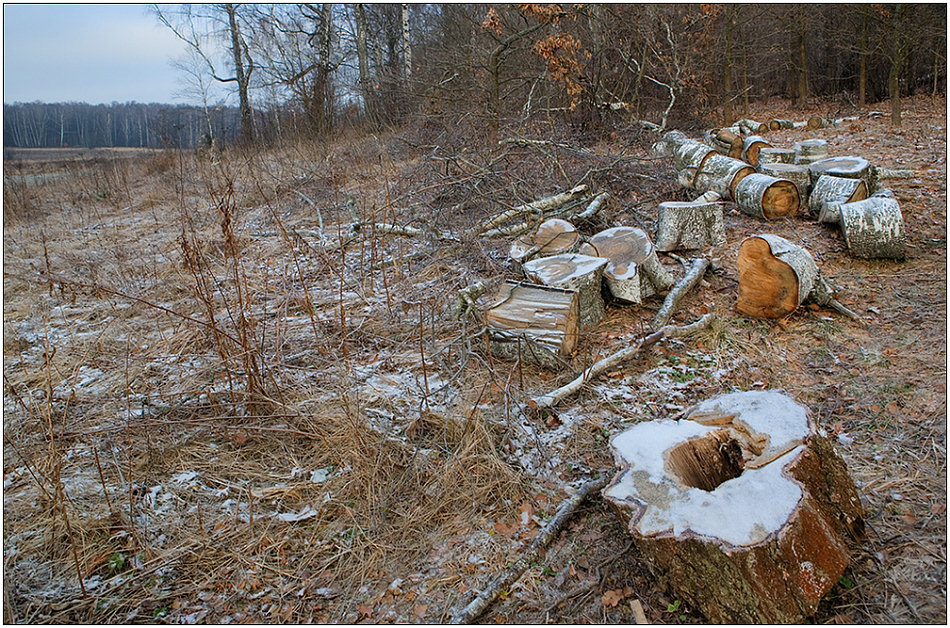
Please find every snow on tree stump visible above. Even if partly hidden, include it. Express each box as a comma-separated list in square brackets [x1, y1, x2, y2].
[741, 135, 772, 167]
[655, 199, 726, 252]
[508, 218, 580, 269]
[807, 156, 872, 187]
[578, 227, 673, 305]
[813, 175, 869, 223]
[486, 281, 579, 370]
[734, 173, 800, 220]
[838, 197, 907, 260]
[794, 139, 830, 165]
[758, 163, 811, 212]
[757, 147, 796, 167]
[522, 253, 609, 329]
[603, 390, 864, 624]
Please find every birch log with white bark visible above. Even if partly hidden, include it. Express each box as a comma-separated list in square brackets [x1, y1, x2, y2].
[794, 139, 830, 165]
[579, 227, 673, 304]
[839, 197, 906, 260]
[807, 156, 871, 187]
[812, 175, 869, 223]
[475, 185, 590, 236]
[734, 173, 800, 219]
[758, 163, 811, 211]
[486, 281, 579, 370]
[522, 253, 609, 329]
[741, 135, 772, 166]
[757, 147, 796, 167]
[680, 153, 756, 201]
[655, 200, 726, 252]
[651, 257, 711, 330]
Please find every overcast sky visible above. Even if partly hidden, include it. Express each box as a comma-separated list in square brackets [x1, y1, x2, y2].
[3, 4, 199, 105]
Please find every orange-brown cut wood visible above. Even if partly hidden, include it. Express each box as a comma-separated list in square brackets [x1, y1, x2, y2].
[736, 237, 800, 318]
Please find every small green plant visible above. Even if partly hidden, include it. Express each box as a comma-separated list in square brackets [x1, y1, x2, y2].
[838, 574, 854, 589]
[107, 552, 126, 571]
[666, 599, 681, 613]
[153, 606, 169, 619]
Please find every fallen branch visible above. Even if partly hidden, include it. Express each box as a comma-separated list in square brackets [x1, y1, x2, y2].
[572, 192, 609, 221]
[472, 184, 590, 236]
[651, 258, 710, 331]
[531, 314, 716, 410]
[450, 475, 609, 624]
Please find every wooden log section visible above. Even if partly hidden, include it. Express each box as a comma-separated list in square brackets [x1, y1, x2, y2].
[758, 163, 811, 211]
[741, 135, 771, 167]
[508, 218, 580, 267]
[579, 227, 674, 305]
[603, 390, 863, 623]
[736, 235, 819, 318]
[768, 118, 795, 130]
[714, 128, 744, 158]
[522, 253, 609, 329]
[734, 173, 800, 220]
[756, 147, 796, 167]
[655, 200, 726, 252]
[682, 153, 756, 201]
[486, 281, 579, 370]
[794, 139, 830, 165]
[673, 140, 717, 172]
[807, 156, 871, 187]
[839, 197, 907, 260]
[812, 175, 868, 223]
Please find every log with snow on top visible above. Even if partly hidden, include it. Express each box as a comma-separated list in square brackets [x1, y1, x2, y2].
[807, 156, 871, 187]
[508, 218, 580, 268]
[522, 253, 609, 329]
[485, 281, 579, 370]
[812, 175, 869, 223]
[603, 390, 864, 623]
[579, 227, 674, 305]
[794, 138, 830, 164]
[734, 173, 800, 220]
[736, 234, 860, 319]
[757, 162, 811, 211]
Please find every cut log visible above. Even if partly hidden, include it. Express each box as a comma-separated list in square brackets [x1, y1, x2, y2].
[807, 156, 871, 187]
[486, 281, 579, 370]
[508, 218, 580, 267]
[808, 115, 830, 129]
[735, 118, 766, 134]
[655, 200, 726, 252]
[475, 185, 590, 236]
[768, 118, 795, 130]
[838, 197, 906, 260]
[713, 128, 744, 158]
[868, 166, 915, 194]
[603, 390, 864, 624]
[522, 253, 609, 329]
[794, 139, 830, 165]
[734, 173, 800, 220]
[673, 140, 717, 172]
[652, 130, 689, 158]
[680, 154, 756, 201]
[757, 163, 811, 211]
[578, 227, 674, 304]
[756, 147, 796, 167]
[740, 135, 771, 167]
[736, 234, 857, 319]
[812, 175, 869, 223]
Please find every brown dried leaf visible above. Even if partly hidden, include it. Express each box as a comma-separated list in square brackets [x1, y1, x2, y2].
[412, 604, 428, 619]
[601, 587, 635, 608]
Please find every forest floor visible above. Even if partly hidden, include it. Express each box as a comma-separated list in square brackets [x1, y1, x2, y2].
[3, 95, 946, 624]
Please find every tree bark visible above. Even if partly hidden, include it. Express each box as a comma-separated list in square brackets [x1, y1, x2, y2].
[794, 139, 830, 164]
[734, 173, 800, 219]
[839, 197, 906, 260]
[679, 153, 756, 201]
[807, 156, 872, 187]
[741, 135, 771, 166]
[354, 4, 377, 129]
[651, 257, 710, 331]
[812, 175, 869, 223]
[757, 147, 795, 166]
[655, 200, 726, 252]
[225, 4, 254, 143]
[508, 218, 581, 267]
[758, 163, 811, 212]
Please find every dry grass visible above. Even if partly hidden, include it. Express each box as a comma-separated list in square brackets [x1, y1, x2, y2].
[4, 95, 947, 624]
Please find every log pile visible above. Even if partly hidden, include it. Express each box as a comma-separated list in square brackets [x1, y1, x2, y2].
[603, 390, 864, 623]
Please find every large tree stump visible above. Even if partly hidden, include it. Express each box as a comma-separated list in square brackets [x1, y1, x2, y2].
[794, 139, 830, 165]
[579, 227, 673, 304]
[508, 218, 580, 268]
[757, 147, 796, 167]
[734, 173, 800, 219]
[758, 163, 811, 211]
[807, 156, 872, 187]
[522, 253, 609, 329]
[486, 281, 579, 370]
[838, 197, 907, 260]
[603, 390, 863, 624]
[812, 175, 869, 223]
[741, 135, 771, 166]
[655, 200, 726, 252]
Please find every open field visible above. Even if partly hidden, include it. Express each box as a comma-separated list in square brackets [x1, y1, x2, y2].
[3, 96, 946, 623]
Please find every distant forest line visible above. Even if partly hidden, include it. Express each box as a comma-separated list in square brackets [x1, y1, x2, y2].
[2, 102, 245, 150]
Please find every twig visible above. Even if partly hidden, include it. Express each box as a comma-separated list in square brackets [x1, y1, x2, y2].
[651, 258, 710, 331]
[531, 314, 716, 410]
[291, 189, 324, 235]
[450, 475, 609, 624]
[471, 184, 590, 236]
[572, 192, 609, 221]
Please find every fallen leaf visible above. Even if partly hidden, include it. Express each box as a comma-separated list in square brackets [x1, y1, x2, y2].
[355, 604, 374, 618]
[412, 604, 428, 619]
[601, 587, 635, 608]
[493, 521, 519, 536]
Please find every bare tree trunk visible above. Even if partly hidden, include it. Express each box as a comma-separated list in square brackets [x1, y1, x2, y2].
[401, 4, 412, 85]
[723, 7, 734, 125]
[225, 3, 254, 143]
[797, 10, 808, 108]
[354, 4, 377, 129]
[858, 10, 868, 108]
[889, 4, 906, 126]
